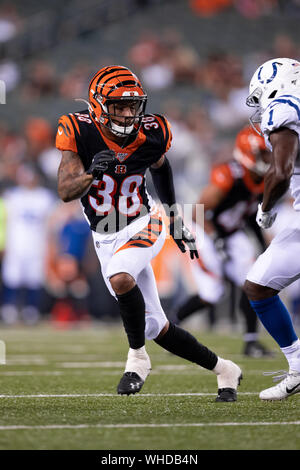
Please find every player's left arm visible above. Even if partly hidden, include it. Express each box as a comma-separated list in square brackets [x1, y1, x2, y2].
[150, 155, 198, 259]
[150, 154, 178, 217]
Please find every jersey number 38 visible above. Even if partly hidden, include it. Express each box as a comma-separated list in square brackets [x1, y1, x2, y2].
[88, 174, 143, 216]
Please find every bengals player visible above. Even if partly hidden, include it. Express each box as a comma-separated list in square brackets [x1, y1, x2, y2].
[174, 125, 273, 357]
[56, 65, 242, 401]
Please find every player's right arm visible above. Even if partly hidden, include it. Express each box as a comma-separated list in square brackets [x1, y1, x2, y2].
[57, 150, 93, 202]
[262, 128, 298, 211]
[56, 114, 94, 202]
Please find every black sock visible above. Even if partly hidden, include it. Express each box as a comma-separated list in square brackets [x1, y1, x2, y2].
[116, 284, 145, 349]
[240, 291, 258, 335]
[177, 295, 209, 321]
[155, 322, 218, 370]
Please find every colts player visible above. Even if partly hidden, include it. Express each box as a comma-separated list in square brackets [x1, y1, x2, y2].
[244, 58, 300, 400]
[56, 65, 242, 401]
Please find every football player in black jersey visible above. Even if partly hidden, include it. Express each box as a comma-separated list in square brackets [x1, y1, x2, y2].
[56, 65, 242, 401]
[172, 126, 273, 357]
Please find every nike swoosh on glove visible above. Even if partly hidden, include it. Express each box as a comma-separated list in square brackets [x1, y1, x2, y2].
[169, 216, 199, 260]
[87, 150, 116, 179]
[256, 203, 277, 229]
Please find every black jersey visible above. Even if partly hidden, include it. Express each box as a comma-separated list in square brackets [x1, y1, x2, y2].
[56, 110, 172, 233]
[208, 160, 264, 238]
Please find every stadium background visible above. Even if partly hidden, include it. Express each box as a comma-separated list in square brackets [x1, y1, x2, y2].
[0, 0, 300, 329]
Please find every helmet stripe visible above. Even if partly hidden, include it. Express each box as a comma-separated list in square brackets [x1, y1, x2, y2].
[102, 73, 137, 86]
[94, 67, 130, 93]
[89, 66, 126, 95]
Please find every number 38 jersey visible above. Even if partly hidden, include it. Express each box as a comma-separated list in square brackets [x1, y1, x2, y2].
[261, 93, 300, 211]
[55, 110, 172, 233]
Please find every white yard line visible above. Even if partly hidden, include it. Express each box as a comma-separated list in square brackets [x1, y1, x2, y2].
[0, 371, 64, 376]
[0, 392, 257, 398]
[0, 421, 299, 431]
[58, 362, 125, 368]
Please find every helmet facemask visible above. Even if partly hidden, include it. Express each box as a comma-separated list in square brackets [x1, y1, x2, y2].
[96, 95, 147, 137]
[246, 87, 264, 134]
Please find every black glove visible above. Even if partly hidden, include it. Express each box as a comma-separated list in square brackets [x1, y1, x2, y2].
[169, 216, 199, 260]
[87, 150, 116, 179]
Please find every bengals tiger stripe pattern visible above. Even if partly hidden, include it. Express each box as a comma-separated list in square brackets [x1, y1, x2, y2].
[56, 115, 80, 153]
[115, 213, 163, 254]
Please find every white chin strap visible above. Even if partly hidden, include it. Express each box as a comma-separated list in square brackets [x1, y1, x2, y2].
[110, 121, 134, 137]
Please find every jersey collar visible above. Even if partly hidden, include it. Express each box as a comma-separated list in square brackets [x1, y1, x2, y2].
[93, 120, 146, 162]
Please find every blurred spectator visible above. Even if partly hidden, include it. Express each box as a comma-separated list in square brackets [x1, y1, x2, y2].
[59, 61, 92, 100]
[0, 164, 57, 324]
[127, 30, 162, 70]
[128, 30, 174, 90]
[185, 104, 217, 154]
[21, 60, 58, 100]
[235, 0, 279, 17]
[38, 145, 61, 189]
[160, 100, 212, 203]
[45, 201, 92, 326]
[190, 0, 234, 16]
[0, 3, 21, 43]
[23, 116, 61, 188]
[160, 29, 199, 85]
[24, 117, 54, 158]
[197, 52, 250, 130]
[0, 123, 26, 190]
[0, 60, 20, 93]
[272, 34, 300, 58]
[140, 61, 174, 91]
[280, 0, 300, 15]
[128, 28, 199, 90]
[0, 191, 5, 296]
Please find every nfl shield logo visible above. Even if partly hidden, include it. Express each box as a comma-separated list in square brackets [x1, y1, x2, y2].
[116, 152, 128, 162]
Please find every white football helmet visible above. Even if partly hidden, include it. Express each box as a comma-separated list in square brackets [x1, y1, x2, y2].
[246, 58, 300, 132]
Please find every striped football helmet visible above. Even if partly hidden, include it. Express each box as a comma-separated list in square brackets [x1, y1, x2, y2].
[233, 125, 270, 176]
[88, 65, 147, 137]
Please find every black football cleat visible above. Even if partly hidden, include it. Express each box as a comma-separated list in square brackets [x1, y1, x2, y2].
[215, 387, 238, 402]
[215, 359, 242, 402]
[117, 372, 145, 395]
[243, 341, 274, 358]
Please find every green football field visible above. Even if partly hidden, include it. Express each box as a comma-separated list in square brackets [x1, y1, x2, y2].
[0, 322, 299, 451]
